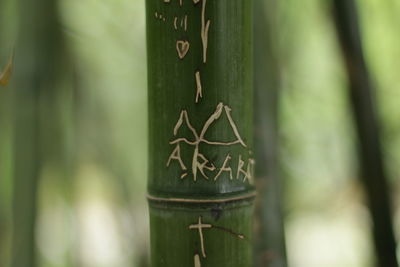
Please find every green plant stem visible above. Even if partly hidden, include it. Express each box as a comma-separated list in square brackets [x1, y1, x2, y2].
[332, 1, 398, 267]
[146, 0, 254, 266]
[11, 0, 67, 266]
[253, 0, 287, 266]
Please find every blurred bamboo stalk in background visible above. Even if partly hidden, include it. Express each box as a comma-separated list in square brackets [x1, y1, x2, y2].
[253, 0, 288, 266]
[0, 0, 16, 263]
[11, 0, 71, 266]
[0, 56, 13, 267]
[332, 1, 399, 267]
[0, 0, 15, 266]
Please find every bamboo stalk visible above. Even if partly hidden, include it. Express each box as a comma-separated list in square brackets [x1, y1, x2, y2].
[146, 0, 254, 266]
[253, 0, 287, 266]
[11, 0, 67, 266]
[0, 56, 13, 267]
[332, 1, 398, 267]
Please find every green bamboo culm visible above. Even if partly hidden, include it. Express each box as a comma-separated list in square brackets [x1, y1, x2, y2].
[11, 0, 69, 266]
[253, 0, 287, 266]
[146, 0, 254, 266]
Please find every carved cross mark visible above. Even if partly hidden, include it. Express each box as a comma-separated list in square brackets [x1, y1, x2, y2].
[189, 216, 247, 267]
[189, 217, 212, 258]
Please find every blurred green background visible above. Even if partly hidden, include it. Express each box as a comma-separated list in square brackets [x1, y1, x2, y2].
[0, 0, 399, 266]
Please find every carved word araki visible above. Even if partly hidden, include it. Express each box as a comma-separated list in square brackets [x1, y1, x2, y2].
[166, 103, 254, 183]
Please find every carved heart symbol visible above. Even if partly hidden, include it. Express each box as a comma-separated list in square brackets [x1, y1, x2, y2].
[193, 0, 200, 3]
[176, 40, 190, 59]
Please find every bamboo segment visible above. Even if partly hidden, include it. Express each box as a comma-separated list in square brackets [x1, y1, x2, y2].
[146, 0, 254, 266]
[149, 200, 254, 266]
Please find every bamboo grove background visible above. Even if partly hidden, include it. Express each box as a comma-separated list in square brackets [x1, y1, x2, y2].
[0, 0, 400, 266]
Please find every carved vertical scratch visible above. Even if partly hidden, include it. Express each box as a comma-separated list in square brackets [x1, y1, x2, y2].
[201, 0, 211, 63]
[194, 254, 201, 267]
[195, 71, 203, 103]
[192, 146, 199, 181]
[184, 15, 188, 31]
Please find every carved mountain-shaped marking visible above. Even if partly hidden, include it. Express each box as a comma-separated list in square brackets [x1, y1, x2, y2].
[171, 110, 198, 144]
[176, 40, 190, 59]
